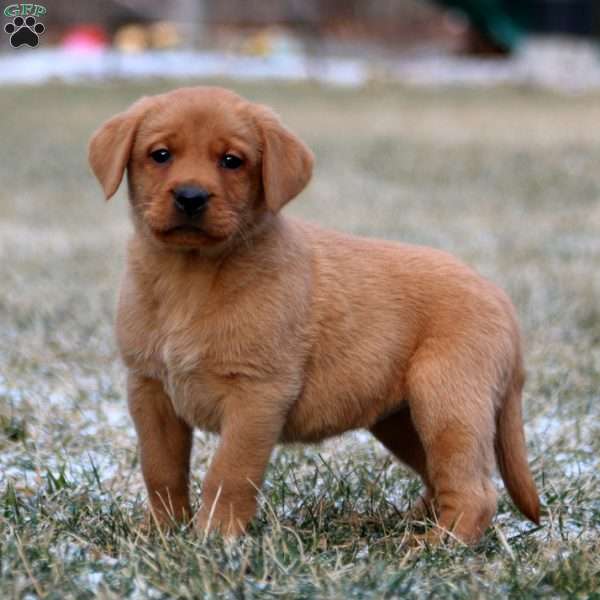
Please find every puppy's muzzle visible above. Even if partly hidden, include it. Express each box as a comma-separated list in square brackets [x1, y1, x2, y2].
[172, 185, 211, 219]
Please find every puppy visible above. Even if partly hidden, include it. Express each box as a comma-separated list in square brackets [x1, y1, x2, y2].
[88, 86, 540, 544]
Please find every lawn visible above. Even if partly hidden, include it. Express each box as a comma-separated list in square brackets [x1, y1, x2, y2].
[1, 80, 600, 598]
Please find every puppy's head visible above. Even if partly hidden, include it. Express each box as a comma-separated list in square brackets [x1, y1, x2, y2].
[88, 87, 313, 252]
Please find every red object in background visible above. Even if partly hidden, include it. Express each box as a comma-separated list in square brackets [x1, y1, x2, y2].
[61, 25, 109, 52]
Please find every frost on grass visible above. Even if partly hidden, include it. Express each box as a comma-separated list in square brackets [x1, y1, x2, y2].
[1, 82, 600, 598]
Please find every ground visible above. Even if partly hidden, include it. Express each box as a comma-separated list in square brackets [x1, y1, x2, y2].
[1, 81, 599, 598]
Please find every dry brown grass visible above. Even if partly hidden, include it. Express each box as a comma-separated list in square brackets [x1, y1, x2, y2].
[1, 81, 599, 598]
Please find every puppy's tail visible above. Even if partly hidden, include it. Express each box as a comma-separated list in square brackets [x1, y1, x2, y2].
[495, 370, 540, 524]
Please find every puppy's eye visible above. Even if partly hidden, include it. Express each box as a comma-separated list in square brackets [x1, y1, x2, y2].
[219, 154, 244, 170]
[150, 149, 171, 164]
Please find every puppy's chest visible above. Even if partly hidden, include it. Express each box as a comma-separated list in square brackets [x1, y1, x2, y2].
[121, 287, 267, 432]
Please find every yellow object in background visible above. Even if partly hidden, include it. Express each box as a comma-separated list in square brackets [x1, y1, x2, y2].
[114, 22, 182, 53]
[114, 24, 147, 53]
[149, 22, 182, 50]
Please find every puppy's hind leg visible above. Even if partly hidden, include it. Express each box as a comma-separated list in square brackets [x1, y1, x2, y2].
[370, 406, 435, 519]
[406, 345, 499, 544]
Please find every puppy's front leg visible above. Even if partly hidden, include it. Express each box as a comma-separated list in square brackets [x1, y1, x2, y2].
[196, 398, 286, 537]
[127, 373, 193, 525]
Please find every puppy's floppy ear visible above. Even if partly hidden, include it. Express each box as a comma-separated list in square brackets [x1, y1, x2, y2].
[252, 105, 314, 213]
[88, 99, 147, 200]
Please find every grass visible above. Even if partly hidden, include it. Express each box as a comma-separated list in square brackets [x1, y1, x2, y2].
[1, 80, 600, 598]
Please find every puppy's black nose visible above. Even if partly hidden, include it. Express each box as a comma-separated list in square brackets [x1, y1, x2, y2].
[172, 185, 210, 218]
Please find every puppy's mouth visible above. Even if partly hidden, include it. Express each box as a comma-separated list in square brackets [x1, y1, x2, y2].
[152, 224, 228, 244]
[167, 225, 207, 235]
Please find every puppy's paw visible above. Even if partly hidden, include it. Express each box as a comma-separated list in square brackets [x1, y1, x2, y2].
[141, 504, 191, 534]
[406, 527, 463, 550]
[194, 508, 248, 539]
[405, 490, 436, 522]
[136, 510, 168, 536]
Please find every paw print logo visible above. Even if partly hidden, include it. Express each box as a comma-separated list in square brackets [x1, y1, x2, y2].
[4, 16, 45, 48]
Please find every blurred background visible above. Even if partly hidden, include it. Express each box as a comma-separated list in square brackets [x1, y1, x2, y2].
[1, 0, 600, 89]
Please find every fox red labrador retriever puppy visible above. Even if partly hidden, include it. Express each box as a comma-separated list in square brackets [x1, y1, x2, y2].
[88, 86, 540, 544]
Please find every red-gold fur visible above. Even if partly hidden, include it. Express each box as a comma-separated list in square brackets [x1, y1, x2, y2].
[88, 87, 540, 544]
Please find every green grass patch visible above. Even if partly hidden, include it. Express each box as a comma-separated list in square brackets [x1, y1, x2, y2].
[1, 80, 599, 597]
